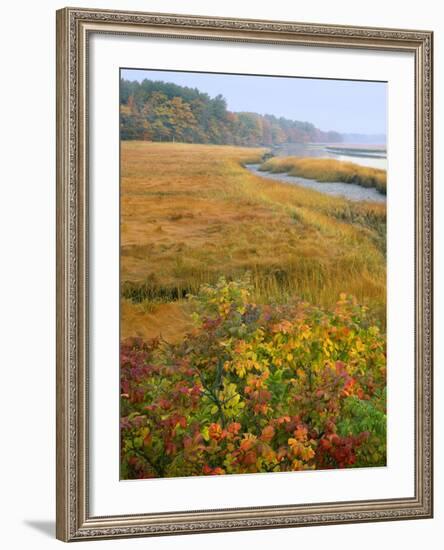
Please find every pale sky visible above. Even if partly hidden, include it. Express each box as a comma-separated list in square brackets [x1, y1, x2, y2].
[121, 68, 387, 136]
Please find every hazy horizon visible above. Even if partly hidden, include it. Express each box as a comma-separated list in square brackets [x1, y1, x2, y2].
[121, 68, 387, 137]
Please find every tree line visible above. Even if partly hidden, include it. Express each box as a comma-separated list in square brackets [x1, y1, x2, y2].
[120, 78, 343, 146]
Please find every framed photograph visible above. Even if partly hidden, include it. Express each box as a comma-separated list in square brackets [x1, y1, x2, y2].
[56, 7, 433, 542]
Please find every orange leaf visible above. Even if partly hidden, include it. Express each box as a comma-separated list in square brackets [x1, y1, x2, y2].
[260, 425, 275, 442]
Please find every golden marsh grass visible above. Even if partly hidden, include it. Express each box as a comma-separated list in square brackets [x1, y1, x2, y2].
[121, 141, 386, 341]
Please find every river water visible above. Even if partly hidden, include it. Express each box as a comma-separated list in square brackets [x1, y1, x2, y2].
[245, 142, 387, 203]
[272, 143, 387, 171]
[245, 164, 386, 203]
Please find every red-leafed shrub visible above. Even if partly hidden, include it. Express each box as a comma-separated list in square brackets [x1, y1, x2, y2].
[121, 276, 386, 479]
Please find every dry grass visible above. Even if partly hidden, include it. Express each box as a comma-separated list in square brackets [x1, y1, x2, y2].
[121, 299, 194, 342]
[260, 156, 387, 194]
[121, 141, 386, 342]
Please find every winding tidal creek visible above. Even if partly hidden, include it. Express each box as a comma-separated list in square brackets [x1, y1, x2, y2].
[245, 164, 386, 203]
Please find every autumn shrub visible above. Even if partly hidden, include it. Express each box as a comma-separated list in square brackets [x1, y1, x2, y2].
[120, 275, 386, 479]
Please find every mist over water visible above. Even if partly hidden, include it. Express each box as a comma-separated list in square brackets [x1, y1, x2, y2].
[273, 143, 387, 170]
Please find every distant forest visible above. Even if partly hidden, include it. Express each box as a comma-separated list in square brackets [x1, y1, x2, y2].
[120, 78, 343, 146]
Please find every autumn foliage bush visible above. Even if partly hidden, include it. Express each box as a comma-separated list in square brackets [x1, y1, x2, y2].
[120, 276, 386, 479]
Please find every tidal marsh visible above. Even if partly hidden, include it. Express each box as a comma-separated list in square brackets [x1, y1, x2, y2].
[120, 141, 386, 342]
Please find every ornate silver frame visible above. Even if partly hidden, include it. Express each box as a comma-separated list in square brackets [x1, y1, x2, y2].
[56, 7, 433, 542]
